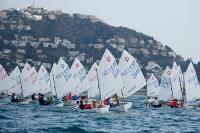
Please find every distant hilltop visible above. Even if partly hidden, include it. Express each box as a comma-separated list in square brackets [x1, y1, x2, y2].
[0, 6, 199, 80]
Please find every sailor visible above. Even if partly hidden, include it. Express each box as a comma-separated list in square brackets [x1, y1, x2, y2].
[169, 99, 178, 108]
[79, 96, 93, 110]
[11, 93, 19, 102]
[146, 96, 155, 107]
[39, 94, 50, 105]
[0, 92, 5, 99]
[152, 97, 161, 108]
[31, 93, 36, 101]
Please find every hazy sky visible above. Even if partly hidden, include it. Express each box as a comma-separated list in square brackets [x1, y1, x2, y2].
[1, 0, 200, 62]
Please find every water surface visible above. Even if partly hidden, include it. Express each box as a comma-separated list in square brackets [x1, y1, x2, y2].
[0, 95, 200, 133]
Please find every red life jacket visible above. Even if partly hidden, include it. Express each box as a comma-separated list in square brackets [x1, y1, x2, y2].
[67, 93, 72, 100]
[104, 98, 109, 105]
[170, 99, 177, 107]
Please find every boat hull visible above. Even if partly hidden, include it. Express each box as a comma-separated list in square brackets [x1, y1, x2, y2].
[110, 102, 132, 112]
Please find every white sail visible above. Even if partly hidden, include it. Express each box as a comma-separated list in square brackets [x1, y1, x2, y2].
[37, 65, 51, 94]
[184, 62, 200, 102]
[118, 50, 146, 98]
[50, 63, 57, 96]
[0, 64, 8, 93]
[97, 49, 124, 100]
[7, 66, 22, 95]
[21, 63, 41, 97]
[159, 66, 172, 101]
[87, 63, 99, 98]
[55, 58, 72, 98]
[147, 74, 159, 97]
[170, 62, 182, 99]
[70, 58, 89, 95]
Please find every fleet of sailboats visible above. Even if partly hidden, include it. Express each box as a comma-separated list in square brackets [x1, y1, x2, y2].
[1, 49, 200, 111]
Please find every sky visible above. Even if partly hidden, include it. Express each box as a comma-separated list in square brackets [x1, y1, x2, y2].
[1, 0, 200, 62]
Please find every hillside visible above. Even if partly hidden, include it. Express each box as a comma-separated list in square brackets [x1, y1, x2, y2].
[0, 6, 200, 80]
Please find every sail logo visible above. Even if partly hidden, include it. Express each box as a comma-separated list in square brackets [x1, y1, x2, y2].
[125, 56, 129, 62]
[73, 68, 86, 82]
[167, 71, 171, 75]
[24, 71, 37, 85]
[93, 67, 97, 71]
[89, 75, 97, 82]
[26, 67, 30, 71]
[106, 56, 111, 62]
[102, 61, 119, 79]
[121, 61, 141, 79]
[59, 65, 72, 82]
[76, 63, 79, 68]
[160, 77, 171, 89]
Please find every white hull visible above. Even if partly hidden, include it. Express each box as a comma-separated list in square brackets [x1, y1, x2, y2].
[110, 102, 132, 112]
[56, 102, 64, 107]
[20, 99, 33, 104]
[97, 105, 110, 113]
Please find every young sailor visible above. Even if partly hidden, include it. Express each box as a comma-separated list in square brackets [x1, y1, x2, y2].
[31, 93, 36, 101]
[152, 97, 161, 108]
[11, 93, 19, 102]
[79, 96, 93, 109]
[169, 99, 179, 108]
[146, 96, 155, 107]
[39, 94, 50, 105]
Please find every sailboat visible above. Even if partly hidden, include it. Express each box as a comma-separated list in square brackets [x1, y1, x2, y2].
[37, 65, 51, 95]
[146, 73, 160, 107]
[159, 66, 172, 102]
[170, 62, 183, 100]
[0, 64, 8, 97]
[54, 58, 72, 107]
[20, 62, 41, 104]
[147, 74, 159, 98]
[184, 62, 200, 107]
[118, 50, 146, 111]
[70, 58, 89, 96]
[97, 49, 124, 111]
[6, 66, 22, 96]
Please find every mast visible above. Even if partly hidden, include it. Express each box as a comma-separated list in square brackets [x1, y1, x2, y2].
[179, 77, 185, 106]
[169, 76, 174, 99]
[95, 67, 102, 103]
[52, 73, 58, 99]
[19, 75, 24, 98]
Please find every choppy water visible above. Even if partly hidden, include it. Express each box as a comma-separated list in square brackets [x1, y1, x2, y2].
[1, 95, 200, 133]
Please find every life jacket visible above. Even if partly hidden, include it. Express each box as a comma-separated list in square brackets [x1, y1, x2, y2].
[67, 93, 72, 100]
[170, 99, 178, 108]
[104, 98, 109, 105]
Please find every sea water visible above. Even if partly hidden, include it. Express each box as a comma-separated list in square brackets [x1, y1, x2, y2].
[0, 95, 200, 133]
